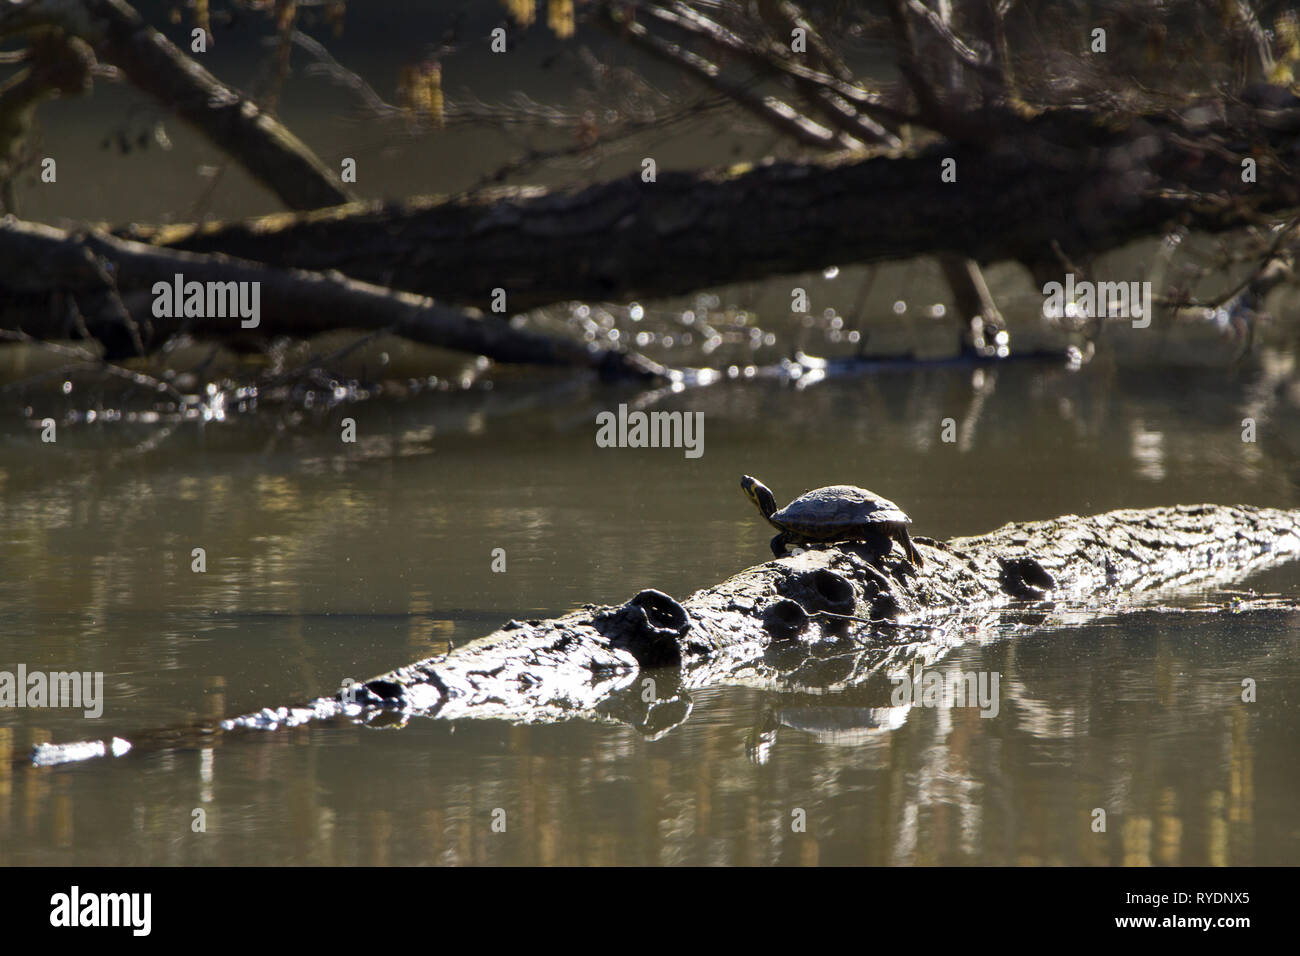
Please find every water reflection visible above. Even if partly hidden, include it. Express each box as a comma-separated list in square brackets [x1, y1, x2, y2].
[2, 603, 1293, 865]
[1, 360, 1298, 864]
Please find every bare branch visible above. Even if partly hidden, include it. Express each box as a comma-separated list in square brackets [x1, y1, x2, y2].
[596, 3, 847, 149]
[2, 0, 352, 210]
[641, 2, 913, 137]
[904, 0, 991, 70]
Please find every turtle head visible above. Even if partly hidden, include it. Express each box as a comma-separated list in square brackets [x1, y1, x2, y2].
[740, 475, 778, 521]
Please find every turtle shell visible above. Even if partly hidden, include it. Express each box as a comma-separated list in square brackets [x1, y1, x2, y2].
[770, 485, 911, 539]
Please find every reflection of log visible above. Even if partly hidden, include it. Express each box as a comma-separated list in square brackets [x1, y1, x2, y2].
[0, 0, 349, 210]
[29, 503, 1300, 767]
[0, 217, 659, 376]
[114, 95, 1300, 311]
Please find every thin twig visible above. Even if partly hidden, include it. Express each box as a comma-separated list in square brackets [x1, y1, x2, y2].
[0, 329, 186, 401]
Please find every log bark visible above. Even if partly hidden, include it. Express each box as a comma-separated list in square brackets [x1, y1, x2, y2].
[108, 95, 1300, 312]
[0, 217, 661, 375]
[28, 503, 1300, 766]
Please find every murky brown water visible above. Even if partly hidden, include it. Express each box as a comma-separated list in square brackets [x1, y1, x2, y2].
[3, 360, 1299, 865]
[3, 1, 1300, 866]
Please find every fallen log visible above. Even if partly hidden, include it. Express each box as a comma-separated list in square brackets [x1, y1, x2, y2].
[109, 94, 1300, 312]
[27, 502, 1300, 767]
[0, 217, 662, 376]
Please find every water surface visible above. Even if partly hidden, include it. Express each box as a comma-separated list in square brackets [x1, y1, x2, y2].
[2, 362, 1298, 865]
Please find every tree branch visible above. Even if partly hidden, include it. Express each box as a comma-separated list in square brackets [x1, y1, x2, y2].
[0, 0, 352, 210]
[0, 217, 661, 377]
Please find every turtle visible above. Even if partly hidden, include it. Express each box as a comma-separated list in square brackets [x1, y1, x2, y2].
[740, 475, 924, 566]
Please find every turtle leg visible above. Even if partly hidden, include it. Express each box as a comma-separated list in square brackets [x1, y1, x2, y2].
[770, 532, 791, 558]
[857, 533, 892, 565]
[896, 528, 923, 568]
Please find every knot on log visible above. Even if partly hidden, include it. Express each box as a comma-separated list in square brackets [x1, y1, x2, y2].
[779, 568, 857, 613]
[769, 567, 863, 634]
[762, 598, 810, 641]
[865, 588, 901, 621]
[777, 567, 857, 616]
[997, 555, 1056, 599]
[604, 589, 691, 667]
[851, 563, 906, 620]
[352, 678, 406, 708]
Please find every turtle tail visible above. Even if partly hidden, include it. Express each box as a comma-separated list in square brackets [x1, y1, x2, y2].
[898, 528, 923, 568]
